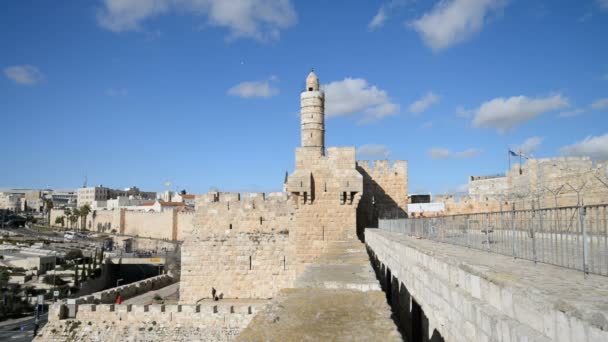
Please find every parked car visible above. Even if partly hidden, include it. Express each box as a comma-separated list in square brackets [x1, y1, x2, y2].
[64, 231, 76, 240]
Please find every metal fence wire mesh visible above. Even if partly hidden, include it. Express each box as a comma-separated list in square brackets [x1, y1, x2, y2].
[379, 204, 608, 276]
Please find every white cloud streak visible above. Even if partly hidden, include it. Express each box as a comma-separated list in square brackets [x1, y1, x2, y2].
[323, 78, 399, 123]
[558, 108, 584, 118]
[590, 98, 608, 110]
[357, 144, 391, 159]
[472, 94, 568, 133]
[512, 136, 543, 155]
[97, 0, 297, 41]
[561, 133, 608, 160]
[3, 65, 44, 85]
[428, 147, 482, 160]
[368, 7, 387, 30]
[408, 92, 440, 114]
[410, 0, 508, 51]
[228, 77, 278, 98]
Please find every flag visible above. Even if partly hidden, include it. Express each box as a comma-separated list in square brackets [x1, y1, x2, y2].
[509, 150, 519, 157]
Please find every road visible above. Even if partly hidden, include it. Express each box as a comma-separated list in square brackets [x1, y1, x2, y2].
[0, 313, 48, 342]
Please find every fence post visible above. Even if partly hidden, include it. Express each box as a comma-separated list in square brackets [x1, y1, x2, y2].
[466, 215, 470, 248]
[485, 213, 491, 251]
[531, 202, 537, 264]
[581, 206, 589, 277]
[511, 203, 517, 259]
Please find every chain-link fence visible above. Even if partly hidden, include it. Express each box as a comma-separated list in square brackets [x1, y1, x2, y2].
[379, 204, 608, 277]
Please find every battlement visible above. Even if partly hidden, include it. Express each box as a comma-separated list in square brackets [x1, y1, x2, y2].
[49, 301, 265, 323]
[68, 274, 174, 306]
[356, 160, 408, 175]
[197, 191, 288, 206]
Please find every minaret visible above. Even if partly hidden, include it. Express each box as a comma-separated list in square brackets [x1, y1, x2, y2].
[300, 70, 325, 156]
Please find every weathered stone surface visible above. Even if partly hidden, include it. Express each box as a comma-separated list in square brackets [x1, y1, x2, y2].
[238, 240, 400, 341]
[366, 229, 608, 342]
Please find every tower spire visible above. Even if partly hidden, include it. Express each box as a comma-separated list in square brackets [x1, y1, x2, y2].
[300, 70, 325, 155]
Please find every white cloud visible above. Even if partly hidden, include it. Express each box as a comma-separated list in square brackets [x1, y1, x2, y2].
[428, 148, 451, 160]
[357, 144, 391, 159]
[408, 92, 440, 114]
[512, 136, 543, 155]
[561, 133, 608, 160]
[228, 77, 278, 98]
[472, 94, 568, 133]
[410, 0, 508, 51]
[369, 6, 387, 30]
[590, 98, 608, 110]
[428, 147, 482, 159]
[106, 88, 128, 96]
[3, 65, 44, 85]
[453, 148, 482, 158]
[323, 78, 399, 122]
[97, 0, 297, 41]
[598, 0, 608, 10]
[558, 108, 584, 118]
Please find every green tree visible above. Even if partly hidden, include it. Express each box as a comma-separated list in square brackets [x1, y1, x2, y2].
[44, 198, 53, 226]
[65, 249, 83, 261]
[74, 263, 80, 288]
[63, 208, 71, 228]
[71, 208, 80, 230]
[55, 216, 65, 227]
[78, 205, 91, 231]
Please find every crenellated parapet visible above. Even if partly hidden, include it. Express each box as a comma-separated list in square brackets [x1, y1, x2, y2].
[356, 159, 408, 237]
[356, 160, 408, 177]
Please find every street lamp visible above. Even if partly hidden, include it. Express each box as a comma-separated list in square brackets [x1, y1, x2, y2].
[116, 278, 123, 287]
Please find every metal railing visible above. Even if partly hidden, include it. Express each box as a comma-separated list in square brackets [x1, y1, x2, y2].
[379, 204, 608, 277]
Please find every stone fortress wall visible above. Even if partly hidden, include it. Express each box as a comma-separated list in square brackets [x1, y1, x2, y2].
[437, 157, 608, 215]
[42, 302, 263, 342]
[179, 192, 296, 301]
[357, 159, 408, 238]
[180, 71, 409, 303]
[36, 71, 410, 341]
[50, 208, 195, 241]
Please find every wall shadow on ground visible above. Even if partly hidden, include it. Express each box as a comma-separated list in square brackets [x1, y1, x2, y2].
[367, 243, 444, 342]
[356, 167, 407, 242]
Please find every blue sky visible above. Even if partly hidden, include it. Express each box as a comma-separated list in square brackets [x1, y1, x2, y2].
[1, 0, 607, 195]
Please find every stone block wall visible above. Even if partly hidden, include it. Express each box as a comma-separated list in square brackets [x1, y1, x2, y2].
[180, 232, 295, 301]
[357, 160, 408, 238]
[366, 229, 608, 342]
[288, 147, 363, 268]
[70, 274, 174, 305]
[50, 208, 195, 241]
[180, 192, 296, 302]
[39, 302, 263, 342]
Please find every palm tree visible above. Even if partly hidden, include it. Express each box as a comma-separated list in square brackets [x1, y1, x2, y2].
[64, 208, 72, 229]
[70, 208, 80, 230]
[44, 199, 53, 226]
[79, 205, 91, 232]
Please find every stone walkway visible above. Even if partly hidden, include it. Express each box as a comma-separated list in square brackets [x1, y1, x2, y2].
[237, 240, 401, 341]
[123, 282, 180, 305]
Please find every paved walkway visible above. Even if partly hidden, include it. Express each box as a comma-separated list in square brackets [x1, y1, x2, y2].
[237, 239, 401, 342]
[123, 282, 180, 305]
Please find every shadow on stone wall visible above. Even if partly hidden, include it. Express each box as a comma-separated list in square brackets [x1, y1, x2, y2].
[367, 246, 444, 342]
[356, 166, 407, 242]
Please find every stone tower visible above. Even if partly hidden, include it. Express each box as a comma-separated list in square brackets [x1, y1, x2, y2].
[300, 70, 325, 156]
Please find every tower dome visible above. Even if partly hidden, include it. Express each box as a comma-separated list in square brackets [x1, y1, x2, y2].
[306, 70, 319, 91]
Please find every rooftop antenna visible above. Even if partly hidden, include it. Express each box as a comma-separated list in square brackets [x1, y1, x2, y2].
[83, 173, 88, 188]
